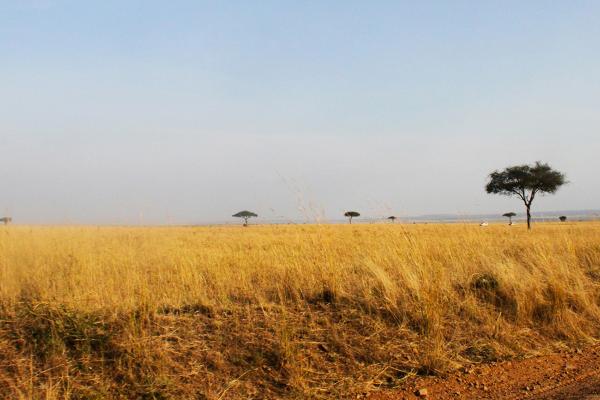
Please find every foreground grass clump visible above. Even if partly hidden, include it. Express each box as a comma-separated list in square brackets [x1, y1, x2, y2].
[1, 223, 600, 398]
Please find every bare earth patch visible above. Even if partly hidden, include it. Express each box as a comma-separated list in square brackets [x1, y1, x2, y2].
[370, 344, 600, 399]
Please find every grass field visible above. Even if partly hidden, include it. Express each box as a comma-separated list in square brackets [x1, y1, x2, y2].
[1, 222, 599, 399]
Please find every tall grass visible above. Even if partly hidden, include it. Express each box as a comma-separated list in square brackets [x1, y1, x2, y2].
[1, 223, 599, 398]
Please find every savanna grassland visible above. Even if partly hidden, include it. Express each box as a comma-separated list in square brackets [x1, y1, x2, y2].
[1, 223, 600, 399]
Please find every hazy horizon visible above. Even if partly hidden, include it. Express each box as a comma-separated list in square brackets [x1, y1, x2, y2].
[1, 1, 599, 224]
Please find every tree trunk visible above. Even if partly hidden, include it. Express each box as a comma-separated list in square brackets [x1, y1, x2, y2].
[349, 216, 352, 224]
[526, 206, 531, 230]
[243, 217, 248, 227]
[509, 216, 512, 225]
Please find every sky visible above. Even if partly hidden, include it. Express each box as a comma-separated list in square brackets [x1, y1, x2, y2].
[1, 1, 599, 224]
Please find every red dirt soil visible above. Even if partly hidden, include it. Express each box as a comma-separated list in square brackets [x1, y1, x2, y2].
[369, 345, 600, 400]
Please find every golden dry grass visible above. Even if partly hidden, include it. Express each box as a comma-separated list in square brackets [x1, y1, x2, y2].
[1, 222, 599, 398]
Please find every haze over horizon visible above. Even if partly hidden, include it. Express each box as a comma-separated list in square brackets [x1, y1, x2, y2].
[1, 1, 599, 224]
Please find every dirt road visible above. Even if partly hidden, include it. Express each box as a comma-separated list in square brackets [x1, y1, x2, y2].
[370, 345, 600, 399]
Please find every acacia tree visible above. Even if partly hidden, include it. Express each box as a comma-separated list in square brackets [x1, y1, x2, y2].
[232, 210, 258, 227]
[344, 211, 360, 224]
[387, 216, 397, 223]
[502, 212, 516, 225]
[485, 162, 566, 230]
[559, 216, 567, 222]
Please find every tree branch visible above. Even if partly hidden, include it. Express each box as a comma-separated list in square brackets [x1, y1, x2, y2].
[509, 188, 527, 203]
[528, 189, 538, 206]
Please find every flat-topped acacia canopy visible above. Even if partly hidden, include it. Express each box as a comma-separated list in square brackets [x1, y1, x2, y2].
[344, 211, 360, 224]
[232, 211, 258, 226]
[486, 161, 566, 230]
[232, 211, 258, 218]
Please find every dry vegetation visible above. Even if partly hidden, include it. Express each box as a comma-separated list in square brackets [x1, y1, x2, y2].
[1, 222, 600, 399]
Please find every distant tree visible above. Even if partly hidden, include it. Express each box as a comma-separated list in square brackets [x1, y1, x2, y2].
[0, 217, 11, 225]
[387, 216, 397, 223]
[344, 211, 360, 224]
[485, 162, 566, 230]
[232, 210, 258, 227]
[502, 212, 516, 225]
[559, 215, 567, 222]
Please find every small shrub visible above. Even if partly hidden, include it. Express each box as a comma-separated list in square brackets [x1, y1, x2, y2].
[471, 273, 499, 291]
[470, 273, 518, 319]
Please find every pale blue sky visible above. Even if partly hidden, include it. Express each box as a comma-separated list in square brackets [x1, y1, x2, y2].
[1, 1, 599, 224]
